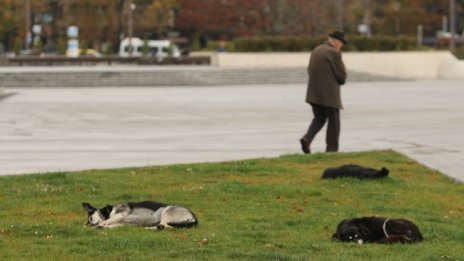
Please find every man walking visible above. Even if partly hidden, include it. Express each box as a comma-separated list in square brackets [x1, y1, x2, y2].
[300, 30, 347, 154]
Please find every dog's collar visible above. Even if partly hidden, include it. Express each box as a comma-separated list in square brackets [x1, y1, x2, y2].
[382, 218, 390, 238]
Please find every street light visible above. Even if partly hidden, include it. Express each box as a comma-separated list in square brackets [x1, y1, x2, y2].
[24, 0, 31, 50]
[393, 1, 401, 35]
[449, 0, 456, 52]
[362, 0, 371, 36]
[337, 0, 344, 31]
[128, 0, 136, 57]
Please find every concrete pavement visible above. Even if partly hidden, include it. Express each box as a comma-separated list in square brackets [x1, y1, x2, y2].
[1, 80, 463, 181]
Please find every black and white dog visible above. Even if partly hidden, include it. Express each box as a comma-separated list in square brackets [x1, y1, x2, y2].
[333, 216, 423, 244]
[82, 201, 198, 229]
[322, 164, 389, 179]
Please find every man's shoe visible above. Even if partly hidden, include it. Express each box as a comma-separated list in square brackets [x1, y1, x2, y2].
[299, 138, 310, 154]
[326, 146, 338, 153]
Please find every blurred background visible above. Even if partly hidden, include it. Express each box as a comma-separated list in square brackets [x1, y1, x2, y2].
[0, 0, 463, 59]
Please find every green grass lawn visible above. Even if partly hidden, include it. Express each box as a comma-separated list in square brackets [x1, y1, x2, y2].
[1, 150, 463, 261]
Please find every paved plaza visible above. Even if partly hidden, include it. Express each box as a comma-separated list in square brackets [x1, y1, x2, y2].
[1, 80, 463, 181]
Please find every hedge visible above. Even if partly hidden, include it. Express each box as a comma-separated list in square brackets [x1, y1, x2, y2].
[233, 35, 419, 52]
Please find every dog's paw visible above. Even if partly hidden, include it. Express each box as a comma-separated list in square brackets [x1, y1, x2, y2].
[144, 226, 157, 230]
[156, 224, 165, 230]
[93, 224, 104, 229]
[145, 224, 165, 230]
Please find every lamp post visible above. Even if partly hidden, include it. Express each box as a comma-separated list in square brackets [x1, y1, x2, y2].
[449, 0, 456, 52]
[363, 0, 371, 36]
[128, 0, 136, 57]
[337, 0, 344, 31]
[24, 0, 31, 50]
[393, 1, 401, 35]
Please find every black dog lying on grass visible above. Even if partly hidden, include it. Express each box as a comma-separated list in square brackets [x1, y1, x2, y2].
[333, 216, 423, 244]
[322, 164, 389, 179]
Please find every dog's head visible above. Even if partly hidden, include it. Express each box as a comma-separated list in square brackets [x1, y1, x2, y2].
[82, 202, 111, 227]
[333, 225, 369, 244]
[379, 167, 390, 177]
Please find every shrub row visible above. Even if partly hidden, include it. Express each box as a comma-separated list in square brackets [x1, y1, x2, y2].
[233, 35, 419, 52]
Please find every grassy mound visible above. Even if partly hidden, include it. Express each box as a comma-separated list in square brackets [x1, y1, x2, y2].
[1, 150, 463, 260]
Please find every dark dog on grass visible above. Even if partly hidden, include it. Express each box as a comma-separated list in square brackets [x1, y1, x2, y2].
[322, 164, 389, 180]
[333, 216, 423, 244]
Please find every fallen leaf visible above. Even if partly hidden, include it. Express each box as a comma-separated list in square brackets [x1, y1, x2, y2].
[199, 239, 208, 247]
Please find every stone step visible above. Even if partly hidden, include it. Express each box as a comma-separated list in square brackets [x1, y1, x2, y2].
[0, 67, 404, 87]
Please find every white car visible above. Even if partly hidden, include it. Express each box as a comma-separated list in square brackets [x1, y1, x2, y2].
[119, 37, 180, 58]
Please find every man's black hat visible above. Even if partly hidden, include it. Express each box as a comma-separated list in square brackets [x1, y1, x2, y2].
[329, 30, 346, 44]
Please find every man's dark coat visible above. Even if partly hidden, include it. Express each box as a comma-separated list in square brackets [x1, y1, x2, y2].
[305, 42, 347, 109]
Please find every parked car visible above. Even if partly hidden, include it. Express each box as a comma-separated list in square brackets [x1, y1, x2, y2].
[119, 37, 180, 58]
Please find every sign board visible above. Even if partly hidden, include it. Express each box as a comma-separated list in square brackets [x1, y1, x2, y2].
[26, 32, 32, 45]
[67, 39, 79, 57]
[358, 24, 369, 34]
[67, 26, 79, 38]
[32, 24, 42, 34]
